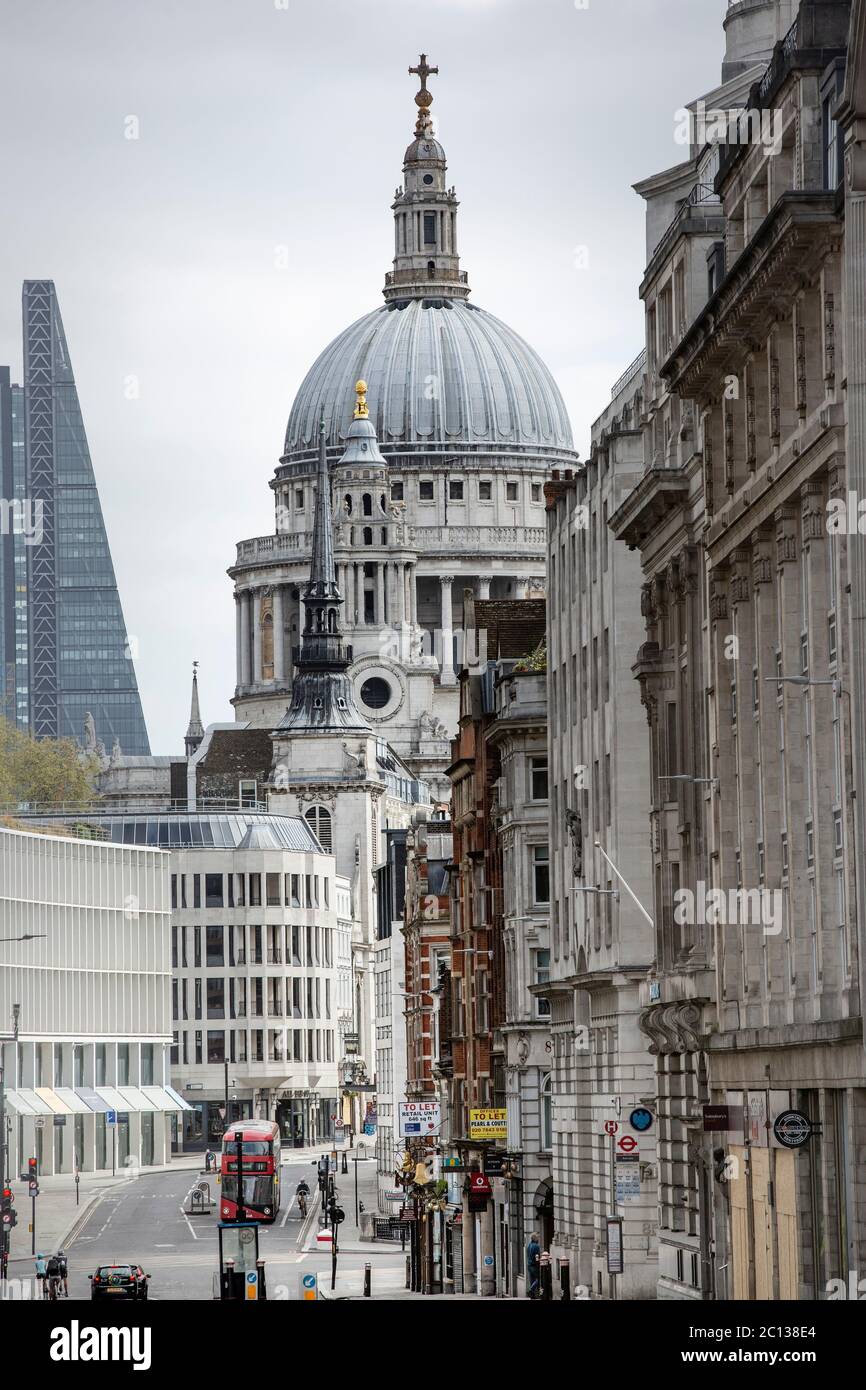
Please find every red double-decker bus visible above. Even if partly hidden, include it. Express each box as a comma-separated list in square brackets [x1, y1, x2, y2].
[219, 1121, 282, 1223]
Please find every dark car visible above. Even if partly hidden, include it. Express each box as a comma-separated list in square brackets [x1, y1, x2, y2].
[89, 1263, 150, 1300]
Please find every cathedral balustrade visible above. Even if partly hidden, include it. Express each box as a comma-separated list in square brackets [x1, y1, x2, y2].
[235, 522, 547, 567]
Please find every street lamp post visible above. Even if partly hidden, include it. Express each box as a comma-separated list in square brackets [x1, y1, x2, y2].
[0, 1005, 20, 1281]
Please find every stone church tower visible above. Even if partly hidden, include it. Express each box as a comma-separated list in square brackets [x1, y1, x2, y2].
[230, 57, 578, 790]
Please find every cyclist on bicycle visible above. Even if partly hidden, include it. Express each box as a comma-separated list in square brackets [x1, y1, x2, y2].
[57, 1249, 69, 1297]
[296, 1179, 310, 1216]
[45, 1253, 62, 1300]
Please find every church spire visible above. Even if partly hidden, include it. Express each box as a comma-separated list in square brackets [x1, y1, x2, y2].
[383, 54, 469, 304]
[275, 416, 369, 734]
[185, 660, 204, 756]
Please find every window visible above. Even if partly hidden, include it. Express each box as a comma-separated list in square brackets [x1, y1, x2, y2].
[449, 478, 464, 501]
[531, 482, 541, 503]
[249, 874, 261, 906]
[194, 1030, 203, 1065]
[294, 488, 304, 508]
[206, 978, 225, 1019]
[390, 482, 404, 501]
[171, 875, 177, 909]
[205, 874, 223, 908]
[194, 978, 202, 1019]
[193, 875, 201, 909]
[239, 779, 257, 808]
[533, 949, 551, 1018]
[266, 872, 281, 906]
[305, 804, 333, 851]
[194, 927, 201, 968]
[541, 1074, 553, 1151]
[423, 212, 436, 245]
[171, 927, 178, 969]
[206, 926, 224, 967]
[207, 1031, 225, 1064]
[419, 479, 434, 500]
[479, 480, 492, 501]
[532, 846, 550, 905]
[506, 481, 518, 502]
[530, 756, 548, 801]
[171, 1031, 179, 1065]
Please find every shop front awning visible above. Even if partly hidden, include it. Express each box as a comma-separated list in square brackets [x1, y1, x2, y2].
[94, 1086, 131, 1113]
[163, 1084, 194, 1112]
[76, 1087, 111, 1113]
[34, 1087, 74, 1115]
[142, 1085, 190, 1112]
[53, 1088, 95, 1114]
[116, 1086, 158, 1112]
[4, 1088, 45, 1116]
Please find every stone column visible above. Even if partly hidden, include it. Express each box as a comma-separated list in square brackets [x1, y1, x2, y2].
[390, 561, 404, 626]
[439, 574, 456, 685]
[376, 563, 386, 627]
[461, 1184, 476, 1295]
[235, 592, 244, 688]
[252, 589, 262, 684]
[273, 585, 285, 684]
[410, 566, 418, 625]
[239, 591, 251, 687]
[476, 577, 491, 599]
[514, 577, 529, 599]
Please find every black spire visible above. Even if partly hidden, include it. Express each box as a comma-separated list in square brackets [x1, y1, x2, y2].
[275, 419, 369, 732]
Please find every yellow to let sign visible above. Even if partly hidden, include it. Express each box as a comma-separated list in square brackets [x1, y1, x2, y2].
[469, 1108, 507, 1140]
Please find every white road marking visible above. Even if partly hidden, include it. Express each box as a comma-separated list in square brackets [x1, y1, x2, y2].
[179, 1206, 198, 1241]
[279, 1194, 297, 1229]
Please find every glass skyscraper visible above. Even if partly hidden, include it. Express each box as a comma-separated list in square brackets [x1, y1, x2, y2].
[0, 281, 150, 754]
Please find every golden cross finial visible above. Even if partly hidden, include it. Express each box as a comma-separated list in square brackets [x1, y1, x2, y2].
[409, 54, 438, 98]
[354, 379, 369, 420]
[409, 54, 438, 134]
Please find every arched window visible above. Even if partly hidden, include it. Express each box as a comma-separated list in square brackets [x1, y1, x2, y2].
[362, 494, 373, 517]
[261, 611, 274, 679]
[541, 1074, 553, 1151]
[305, 805, 332, 852]
[344, 494, 353, 516]
[427, 259, 436, 278]
[363, 527, 373, 546]
[381, 527, 388, 545]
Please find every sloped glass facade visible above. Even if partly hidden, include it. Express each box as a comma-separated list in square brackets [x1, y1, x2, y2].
[5, 281, 151, 753]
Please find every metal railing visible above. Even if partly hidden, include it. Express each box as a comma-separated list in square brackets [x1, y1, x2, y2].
[610, 348, 647, 400]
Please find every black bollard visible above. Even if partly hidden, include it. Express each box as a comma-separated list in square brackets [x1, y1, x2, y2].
[364, 1262, 371, 1297]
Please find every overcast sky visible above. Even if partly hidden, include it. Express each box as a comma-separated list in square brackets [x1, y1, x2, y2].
[0, 0, 725, 753]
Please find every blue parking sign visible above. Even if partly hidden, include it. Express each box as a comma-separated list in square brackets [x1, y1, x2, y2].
[106, 1110, 117, 1126]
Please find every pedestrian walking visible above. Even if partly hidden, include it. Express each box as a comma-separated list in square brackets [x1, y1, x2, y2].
[527, 1231, 541, 1299]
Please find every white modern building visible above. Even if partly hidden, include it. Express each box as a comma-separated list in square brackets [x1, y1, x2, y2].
[0, 822, 185, 1176]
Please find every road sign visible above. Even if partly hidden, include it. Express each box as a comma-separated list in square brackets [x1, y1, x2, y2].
[33, 1117, 45, 1130]
[245, 1270, 258, 1301]
[603, 1120, 619, 1137]
[300, 1272, 318, 1301]
[28, 1181, 38, 1196]
[617, 1135, 638, 1154]
[629, 1107, 654, 1133]
[334, 1118, 344, 1130]
[105, 1110, 118, 1127]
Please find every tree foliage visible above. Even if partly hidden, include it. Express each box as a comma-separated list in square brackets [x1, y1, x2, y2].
[0, 718, 100, 808]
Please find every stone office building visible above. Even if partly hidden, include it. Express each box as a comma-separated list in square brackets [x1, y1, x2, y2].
[612, 0, 866, 1299]
[544, 357, 656, 1301]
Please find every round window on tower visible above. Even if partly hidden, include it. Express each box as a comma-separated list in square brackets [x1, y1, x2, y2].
[423, 174, 434, 185]
[360, 677, 391, 710]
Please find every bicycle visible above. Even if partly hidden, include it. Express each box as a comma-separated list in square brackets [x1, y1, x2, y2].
[48, 1274, 61, 1301]
[297, 1192, 308, 1218]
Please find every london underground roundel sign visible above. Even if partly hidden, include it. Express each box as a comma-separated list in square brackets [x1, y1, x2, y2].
[773, 1110, 812, 1148]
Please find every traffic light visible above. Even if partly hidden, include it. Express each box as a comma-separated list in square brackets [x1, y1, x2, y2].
[27, 1157, 37, 1182]
[0, 1188, 17, 1229]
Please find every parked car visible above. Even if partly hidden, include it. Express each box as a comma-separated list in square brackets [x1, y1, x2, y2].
[89, 1263, 150, 1300]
